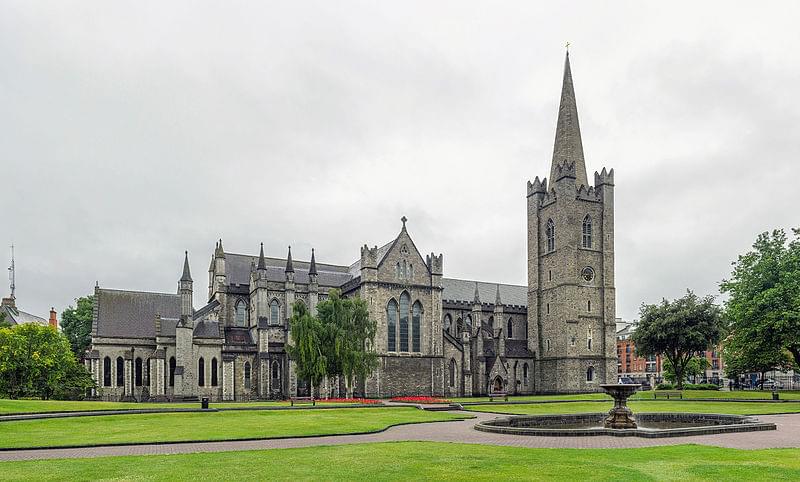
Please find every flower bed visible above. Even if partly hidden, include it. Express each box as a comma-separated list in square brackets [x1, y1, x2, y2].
[390, 396, 451, 404]
[324, 398, 382, 404]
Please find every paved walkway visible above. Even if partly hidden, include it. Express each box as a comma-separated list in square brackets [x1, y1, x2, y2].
[2, 410, 800, 462]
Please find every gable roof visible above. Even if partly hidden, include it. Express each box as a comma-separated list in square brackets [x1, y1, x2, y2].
[442, 278, 527, 307]
[0, 305, 47, 326]
[95, 288, 180, 338]
[224, 253, 352, 287]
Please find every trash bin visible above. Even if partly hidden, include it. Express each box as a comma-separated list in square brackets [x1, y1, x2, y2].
[772, 392, 779, 401]
[201, 397, 210, 409]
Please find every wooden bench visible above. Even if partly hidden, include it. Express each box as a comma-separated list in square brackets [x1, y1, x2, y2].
[653, 391, 683, 400]
[290, 397, 316, 407]
[488, 392, 508, 402]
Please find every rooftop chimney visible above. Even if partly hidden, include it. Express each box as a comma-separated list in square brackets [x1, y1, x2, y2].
[49, 308, 58, 330]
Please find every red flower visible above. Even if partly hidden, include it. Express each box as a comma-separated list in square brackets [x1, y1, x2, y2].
[324, 398, 381, 404]
[390, 396, 451, 404]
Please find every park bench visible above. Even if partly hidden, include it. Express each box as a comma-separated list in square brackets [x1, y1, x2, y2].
[653, 391, 683, 400]
[488, 391, 508, 402]
[290, 396, 316, 407]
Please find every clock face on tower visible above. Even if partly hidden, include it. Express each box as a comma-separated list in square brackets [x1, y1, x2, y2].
[581, 267, 595, 283]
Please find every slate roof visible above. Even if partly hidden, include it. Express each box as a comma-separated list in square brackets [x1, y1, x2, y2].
[225, 253, 352, 287]
[442, 278, 527, 307]
[347, 239, 394, 276]
[0, 304, 47, 326]
[193, 319, 221, 338]
[506, 339, 535, 358]
[95, 288, 180, 338]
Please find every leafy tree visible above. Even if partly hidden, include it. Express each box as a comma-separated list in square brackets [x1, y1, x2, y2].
[0, 323, 95, 399]
[287, 302, 327, 396]
[662, 356, 708, 385]
[316, 289, 378, 398]
[721, 332, 792, 387]
[720, 229, 800, 369]
[632, 290, 723, 390]
[0, 311, 10, 329]
[61, 295, 94, 360]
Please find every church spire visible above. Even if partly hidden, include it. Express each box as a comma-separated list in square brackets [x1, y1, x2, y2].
[285, 246, 294, 273]
[257, 243, 266, 271]
[180, 251, 192, 282]
[550, 51, 588, 188]
[309, 248, 317, 276]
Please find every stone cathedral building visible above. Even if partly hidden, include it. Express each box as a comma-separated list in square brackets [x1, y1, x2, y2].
[85, 53, 617, 401]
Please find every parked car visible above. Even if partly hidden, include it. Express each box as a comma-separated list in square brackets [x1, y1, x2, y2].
[618, 377, 636, 385]
[762, 379, 784, 390]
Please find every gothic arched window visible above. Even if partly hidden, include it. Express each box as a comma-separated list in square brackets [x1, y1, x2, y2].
[169, 357, 176, 387]
[582, 215, 593, 248]
[412, 301, 422, 352]
[103, 356, 111, 387]
[116, 356, 124, 387]
[488, 316, 494, 328]
[399, 292, 410, 352]
[507, 318, 513, 339]
[271, 360, 280, 381]
[396, 262, 401, 278]
[244, 361, 252, 390]
[211, 358, 218, 387]
[443, 314, 452, 334]
[387, 299, 398, 352]
[456, 317, 464, 334]
[465, 315, 472, 332]
[198, 357, 205, 387]
[235, 300, 246, 326]
[546, 219, 555, 252]
[270, 299, 280, 325]
[449, 359, 456, 388]
[135, 357, 143, 386]
[523, 363, 529, 383]
[586, 366, 595, 382]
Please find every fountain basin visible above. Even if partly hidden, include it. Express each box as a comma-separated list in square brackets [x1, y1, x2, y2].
[474, 412, 776, 438]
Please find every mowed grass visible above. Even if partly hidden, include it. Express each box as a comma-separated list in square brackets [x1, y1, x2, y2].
[453, 390, 800, 404]
[0, 407, 467, 449]
[467, 400, 800, 416]
[0, 399, 380, 414]
[2, 442, 800, 481]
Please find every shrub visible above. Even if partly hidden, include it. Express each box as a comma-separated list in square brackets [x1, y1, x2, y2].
[655, 383, 674, 390]
[683, 383, 720, 391]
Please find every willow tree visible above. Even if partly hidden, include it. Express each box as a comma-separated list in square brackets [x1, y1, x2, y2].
[286, 302, 327, 397]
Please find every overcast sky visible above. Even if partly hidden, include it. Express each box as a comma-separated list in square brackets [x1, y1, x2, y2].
[2, 1, 798, 321]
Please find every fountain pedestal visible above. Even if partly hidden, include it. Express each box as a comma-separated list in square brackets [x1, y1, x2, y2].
[600, 384, 640, 429]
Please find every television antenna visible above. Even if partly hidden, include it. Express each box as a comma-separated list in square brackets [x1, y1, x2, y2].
[8, 244, 15, 300]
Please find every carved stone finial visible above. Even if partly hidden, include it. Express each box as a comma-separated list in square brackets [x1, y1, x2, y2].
[401, 216, 407, 229]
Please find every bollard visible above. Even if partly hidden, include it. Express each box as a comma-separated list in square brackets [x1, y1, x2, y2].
[201, 397, 210, 409]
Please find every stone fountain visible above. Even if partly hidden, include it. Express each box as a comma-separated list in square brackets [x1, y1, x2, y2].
[600, 383, 640, 429]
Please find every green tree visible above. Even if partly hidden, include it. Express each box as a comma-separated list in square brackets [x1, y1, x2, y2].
[316, 289, 378, 398]
[0, 311, 10, 329]
[720, 228, 800, 369]
[61, 295, 94, 360]
[662, 356, 708, 385]
[0, 323, 95, 399]
[632, 290, 723, 390]
[721, 332, 792, 387]
[287, 302, 327, 396]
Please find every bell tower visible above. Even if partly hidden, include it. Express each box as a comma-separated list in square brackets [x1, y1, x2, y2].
[527, 52, 617, 392]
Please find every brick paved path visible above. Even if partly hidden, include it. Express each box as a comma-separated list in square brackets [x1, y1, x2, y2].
[2, 411, 799, 462]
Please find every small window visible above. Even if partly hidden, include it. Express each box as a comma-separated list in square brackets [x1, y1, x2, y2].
[211, 358, 218, 387]
[507, 318, 513, 339]
[116, 357, 124, 387]
[587, 300, 591, 312]
[549, 270, 552, 281]
[449, 359, 456, 388]
[546, 303, 550, 315]
[103, 357, 111, 387]
[465, 315, 472, 332]
[198, 358, 205, 387]
[135, 357, 143, 386]
[271, 360, 280, 381]
[396, 262, 401, 278]
[270, 300, 280, 325]
[488, 316, 494, 328]
[523, 363, 529, 382]
[588, 338, 593, 350]
[570, 336, 576, 347]
[587, 366, 595, 382]
[546, 339, 551, 352]
[409, 264, 413, 280]
[444, 314, 452, 334]
[169, 357, 176, 387]
[456, 317, 464, 334]
[582, 215, 593, 248]
[235, 300, 247, 326]
[546, 219, 555, 252]
[244, 362, 252, 390]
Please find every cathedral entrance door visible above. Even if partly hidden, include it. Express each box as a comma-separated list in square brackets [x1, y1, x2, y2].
[493, 376, 503, 393]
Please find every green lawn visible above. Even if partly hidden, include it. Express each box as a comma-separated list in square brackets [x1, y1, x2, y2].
[0, 407, 466, 449]
[1, 442, 800, 481]
[453, 390, 800, 404]
[0, 399, 381, 414]
[467, 400, 800, 416]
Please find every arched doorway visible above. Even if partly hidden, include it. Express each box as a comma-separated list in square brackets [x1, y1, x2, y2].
[492, 376, 504, 393]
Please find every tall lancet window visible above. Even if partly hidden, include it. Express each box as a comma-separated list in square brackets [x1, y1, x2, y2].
[582, 215, 593, 248]
[387, 299, 398, 352]
[546, 219, 555, 252]
[235, 300, 246, 326]
[399, 292, 410, 352]
[412, 301, 422, 353]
